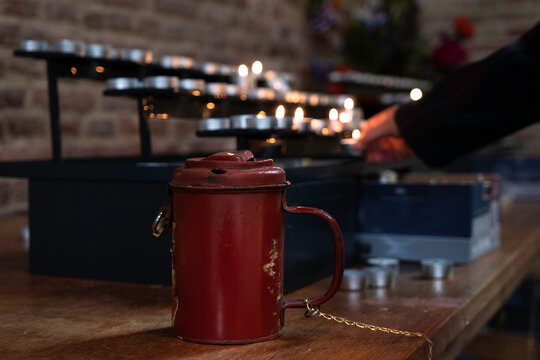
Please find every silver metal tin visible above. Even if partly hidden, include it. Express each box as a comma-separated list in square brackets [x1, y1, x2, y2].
[367, 266, 394, 288]
[310, 119, 329, 133]
[295, 118, 313, 133]
[178, 79, 205, 91]
[366, 257, 399, 273]
[340, 269, 369, 291]
[275, 116, 293, 130]
[331, 94, 352, 108]
[121, 48, 153, 63]
[50, 39, 85, 56]
[160, 55, 194, 69]
[421, 258, 453, 279]
[219, 64, 234, 76]
[253, 116, 274, 130]
[197, 117, 230, 132]
[143, 76, 179, 89]
[226, 84, 240, 96]
[197, 62, 232, 75]
[206, 82, 228, 96]
[230, 114, 257, 129]
[110, 48, 122, 59]
[249, 87, 275, 101]
[107, 77, 141, 90]
[307, 93, 320, 106]
[19, 40, 48, 52]
[85, 44, 112, 59]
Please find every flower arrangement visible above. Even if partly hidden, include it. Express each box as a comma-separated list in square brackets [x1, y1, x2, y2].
[307, 0, 476, 82]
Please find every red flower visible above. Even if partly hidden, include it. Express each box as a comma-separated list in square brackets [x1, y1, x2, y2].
[454, 16, 475, 39]
[432, 39, 467, 70]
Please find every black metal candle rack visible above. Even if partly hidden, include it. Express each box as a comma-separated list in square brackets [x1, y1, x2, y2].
[0, 48, 416, 291]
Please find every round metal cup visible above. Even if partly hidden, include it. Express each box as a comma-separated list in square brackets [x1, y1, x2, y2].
[310, 119, 328, 133]
[421, 258, 453, 279]
[340, 269, 369, 291]
[107, 77, 141, 90]
[50, 39, 85, 56]
[160, 55, 194, 69]
[367, 266, 394, 288]
[253, 116, 275, 130]
[85, 44, 111, 59]
[226, 84, 240, 96]
[121, 48, 153, 63]
[206, 82, 228, 96]
[295, 119, 313, 133]
[274, 116, 293, 130]
[197, 117, 230, 132]
[143, 76, 179, 89]
[249, 88, 275, 100]
[307, 93, 320, 106]
[110, 48, 122, 59]
[331, 94, 349, 108]
[230, 114, 257, 129]
[219, 64, 234, 76]
[366, 257, 399, 273]
[197, 62, 221, 75]
[19, 40, 48, 52]
[178, 79, 205, 91]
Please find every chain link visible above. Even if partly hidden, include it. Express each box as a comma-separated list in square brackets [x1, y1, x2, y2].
[304, 299, 433, 360]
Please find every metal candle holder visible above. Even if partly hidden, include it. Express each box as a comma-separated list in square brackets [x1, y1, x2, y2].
[120, 48, 153, 63]
[107, 77, 141, 90]
[143, 76, 180, 89]
[421, 258, 453, 279]
[84, 44, 112, 59]
[366, 266, 394, 288]
[197, 118, 231, 131]
[160, 55, 194, 69]
[50, 39, 85, 56]
[19, 40, 48, 52]
[178, 79, 205, 91]
[340, 269, 369, 291]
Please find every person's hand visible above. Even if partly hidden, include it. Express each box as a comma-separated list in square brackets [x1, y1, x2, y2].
[360, 137, 415, 163]
[354, 105, 415, 163]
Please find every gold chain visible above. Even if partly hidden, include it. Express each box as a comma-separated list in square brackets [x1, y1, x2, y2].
[304, 299, 433, 360]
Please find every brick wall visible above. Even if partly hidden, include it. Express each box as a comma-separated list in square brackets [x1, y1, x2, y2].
[0, 0, 309, 214]
[1, 0, 539, 215]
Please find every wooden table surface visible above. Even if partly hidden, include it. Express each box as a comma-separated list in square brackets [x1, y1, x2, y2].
[1, 202, 540, 360]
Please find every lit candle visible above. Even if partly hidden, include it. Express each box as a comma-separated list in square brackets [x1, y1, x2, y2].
[238, 64, 248, 78]
[410, 88, 423, 101]
[237, 64, 249, 92]
[275, 105, 285, 119]
[293, 107, 304, 130]
[329, 108, 338, 121]
[251, 60, 263, 75]
[344, 97, 354, 110]
[339, 112, 351, 123]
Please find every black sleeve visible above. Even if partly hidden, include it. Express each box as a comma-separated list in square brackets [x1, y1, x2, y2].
[395, 21, 540, 168]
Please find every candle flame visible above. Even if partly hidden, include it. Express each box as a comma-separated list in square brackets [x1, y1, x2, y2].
[344, 97, 354, 110]
[329, 108, 338, 121]
[352, 129, 361, 140]
[410, 88, 423, 101]
[275, 105, 285, 119]
[339, 112, 351, 123]
[252, 60, 263, 75]
[257, 111, 266, 119]
[294, 107, 304, 122]
[238, 64, 248, 78]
